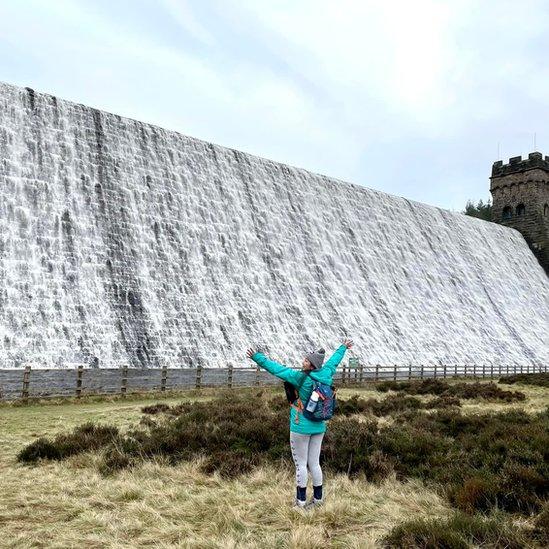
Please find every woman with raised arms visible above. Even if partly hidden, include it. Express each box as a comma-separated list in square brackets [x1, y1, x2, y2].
[246, 338, 353, 508]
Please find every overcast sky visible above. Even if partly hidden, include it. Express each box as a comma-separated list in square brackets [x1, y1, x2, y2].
[1, 0, 548, 210]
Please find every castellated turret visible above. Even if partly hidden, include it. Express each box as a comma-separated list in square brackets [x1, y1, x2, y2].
[490, 152, 549, 274]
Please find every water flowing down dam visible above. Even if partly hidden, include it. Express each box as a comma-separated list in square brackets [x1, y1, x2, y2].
[0, 81, 548, 371]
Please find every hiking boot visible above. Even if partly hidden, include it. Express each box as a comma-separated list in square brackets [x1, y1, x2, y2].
[293, 498, 307, 509]
[304, 497, 324, 510]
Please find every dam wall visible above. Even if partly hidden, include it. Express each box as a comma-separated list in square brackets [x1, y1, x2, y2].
[1, 81, 548, 369]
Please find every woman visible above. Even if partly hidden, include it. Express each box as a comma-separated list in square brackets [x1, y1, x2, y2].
[246, 338, 353, 508]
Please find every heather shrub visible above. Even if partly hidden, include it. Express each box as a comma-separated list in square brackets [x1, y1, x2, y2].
[371, 394, 423, 415]
[335, 394, 373, 415]
[18, 423, 120, 463]
[322, 417, 379, 478]
[375, 420, 453, 480]
[201, 450, 261, 478]
[499, 372, 549, 388]
[452, 381, 525, 402]
[99, 444, 135, 475]
[376, 378, 449, 395]
[450, 475, 499, 513]
[336, 394, 424, 417]
[383, 512, 528, 549]
[366, 449, 395, 483]
[17, 438, 62, 462]
[332, 393, 457, 417]
[375, 379, 525, 401]
[415, 409, 549, 513]
[98, 394, 290, 477]
[426, 395, 461, 408]
[383, 517, 468, 548]
[141, 403, 171, 414]
[19, 392, 548, 516]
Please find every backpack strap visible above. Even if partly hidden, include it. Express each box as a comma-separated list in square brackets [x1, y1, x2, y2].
[289, 371, 311, 424]
[290, 399, 304, 424]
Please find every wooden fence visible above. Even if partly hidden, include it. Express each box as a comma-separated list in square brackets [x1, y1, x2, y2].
[338, 359, 547, 384]
[0, 361, 546, 402]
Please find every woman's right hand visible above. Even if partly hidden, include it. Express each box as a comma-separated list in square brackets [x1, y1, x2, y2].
[343, 338, 354, 349]
[246, 348, 256, 359]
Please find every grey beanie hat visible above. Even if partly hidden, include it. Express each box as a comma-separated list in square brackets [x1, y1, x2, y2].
[306, 348, 325, 369]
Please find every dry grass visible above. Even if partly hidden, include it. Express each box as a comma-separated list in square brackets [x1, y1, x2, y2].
[0, 457, 451, 548]
[1, 379, 546, 548]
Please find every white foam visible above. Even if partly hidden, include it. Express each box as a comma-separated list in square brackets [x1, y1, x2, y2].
[0, 81, 548, 369]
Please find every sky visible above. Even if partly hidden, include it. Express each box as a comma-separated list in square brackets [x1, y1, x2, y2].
[1, 0, 548, 211]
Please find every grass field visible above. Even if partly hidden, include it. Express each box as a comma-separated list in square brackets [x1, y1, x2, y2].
[1, 379, 547, 548]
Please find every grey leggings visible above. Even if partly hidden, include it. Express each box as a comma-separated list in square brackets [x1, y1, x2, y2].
[289, 432, 324, 488]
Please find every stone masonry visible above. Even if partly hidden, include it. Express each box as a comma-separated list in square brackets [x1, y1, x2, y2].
[1, 81, 549, 369]
[490, 152, 549, 274]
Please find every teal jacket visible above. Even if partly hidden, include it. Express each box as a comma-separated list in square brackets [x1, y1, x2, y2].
[251, 345, 347, 435]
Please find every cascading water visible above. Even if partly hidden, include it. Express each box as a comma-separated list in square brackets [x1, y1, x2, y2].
[0, 81, 548, 369]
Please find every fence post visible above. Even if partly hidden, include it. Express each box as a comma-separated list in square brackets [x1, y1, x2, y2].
[196, 363, 202, 389]
[348, 358, 356, 384]
[473, 364, 476, 379]
[408, 364, 412, 380]
[227, 363, 233, 389]
[433, 364, 437, 379]
[464, 365, 467, 378]
[443, 364, 447, 379]
[393, 364, 397, 381]
[342, 363, 347, 385]
[255, 365, 260, 386]
[520, 364, 523, 375]
[22, 366, 31, 402]
[375, 364, 379, 381]
[161, 366, 167, 392]
[513, 364, 517, 375]
[482, 364, 485, 379]
[76, 366, 84, 398]
[121, 365, 128, 396]
[454, 364, 458, 377]
[420, 365, 424, 379]
[506, 364, 509, 376]
[359, 362, 364, 383]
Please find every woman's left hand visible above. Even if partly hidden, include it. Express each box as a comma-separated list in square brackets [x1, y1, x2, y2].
[246, 348, 256, 359]
[343, 338, 354, 349]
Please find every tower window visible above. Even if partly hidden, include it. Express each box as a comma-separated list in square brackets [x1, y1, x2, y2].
[516, 203, 526, 216]
[544, 203, 548, 217]
[502, 206, 512, 220]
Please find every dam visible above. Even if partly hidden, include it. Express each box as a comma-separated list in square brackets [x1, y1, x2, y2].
[0, 81, 548, 372]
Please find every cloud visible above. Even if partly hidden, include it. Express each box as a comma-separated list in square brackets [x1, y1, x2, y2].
[160, 0, 217, 46]
[0, 0, 548, 209]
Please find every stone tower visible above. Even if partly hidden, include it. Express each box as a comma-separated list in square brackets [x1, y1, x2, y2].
[490, 152, 549, 274]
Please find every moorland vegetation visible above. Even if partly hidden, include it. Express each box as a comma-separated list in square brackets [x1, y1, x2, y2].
[17, 375, 549, 547]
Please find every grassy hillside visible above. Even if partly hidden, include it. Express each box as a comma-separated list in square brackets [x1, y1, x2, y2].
[1, 378, 547, 548]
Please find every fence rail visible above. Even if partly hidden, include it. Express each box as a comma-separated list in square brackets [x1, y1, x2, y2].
[0, 362, 546, 402]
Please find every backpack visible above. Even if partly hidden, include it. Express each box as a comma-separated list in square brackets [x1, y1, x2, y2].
[283, 372, 337, 424]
